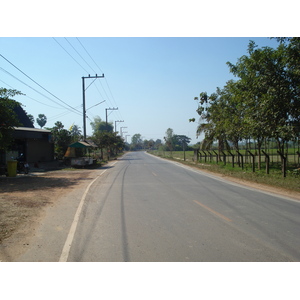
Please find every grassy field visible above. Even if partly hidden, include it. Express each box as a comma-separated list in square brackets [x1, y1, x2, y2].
[148, 150, 300, 193]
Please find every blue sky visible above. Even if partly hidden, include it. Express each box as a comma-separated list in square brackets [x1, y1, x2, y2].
[0, 37, 281, 144]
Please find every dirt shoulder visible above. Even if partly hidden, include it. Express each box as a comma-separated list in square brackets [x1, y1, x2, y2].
[0, 169, 94, 260]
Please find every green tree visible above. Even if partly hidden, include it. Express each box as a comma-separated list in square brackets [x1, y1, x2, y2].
[0, 88, 24, 151]
[49, 121, 72, 159]
[90, 116, 113, 133]
[164, 128, 175, 154]
[227, 41, 295, 169]
[131, 133, 143, 150]
[36, 114, 47, 128]
[195, 91, 228, 157]
[69, 124, 82, 142]
[174, 134, 191, 160]
[27, 114, 35, 125]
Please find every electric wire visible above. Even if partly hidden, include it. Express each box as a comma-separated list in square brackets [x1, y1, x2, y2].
[0, 53, 82, 116]
[0, 66, 82, 117]
[0, 79, 63, 109]
[54, 37, 114, 118]
[52, 38, 89, 74]
[64, 38, 97, 74]
[76, 37, 123, 120]
[47, 104, 83, 122]
[55, 37, 125, 131]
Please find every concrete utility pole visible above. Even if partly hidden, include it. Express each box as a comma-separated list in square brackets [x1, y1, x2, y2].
[82, 74, 104, 140]
[115, 120, 124, 133]
[120, 127, 127, 138]
[105, 108, 118, 131]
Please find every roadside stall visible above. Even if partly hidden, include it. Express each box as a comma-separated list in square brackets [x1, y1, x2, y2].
[64, 141, 97, 167]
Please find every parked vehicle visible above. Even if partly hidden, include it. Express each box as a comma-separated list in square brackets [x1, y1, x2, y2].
[16, 154, 29, 174]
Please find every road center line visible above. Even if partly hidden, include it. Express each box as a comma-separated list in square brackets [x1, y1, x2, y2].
[193, 200, 232, 222]
[59, 168, 108, 262]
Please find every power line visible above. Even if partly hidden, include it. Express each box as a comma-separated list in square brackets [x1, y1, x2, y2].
[65, 38, 97, 74]
[0, 66, 81, 116]
[52, 37, 89, 74]
[55, 38, 117, 115]
[0, 53, 82, 115]
[0, 79, 64, 109]
[76, 37, 104, 74]
[48, 105, 83, 122]
[76, 37, 123, 119]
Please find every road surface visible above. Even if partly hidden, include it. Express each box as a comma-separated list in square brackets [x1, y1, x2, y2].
[18, 151, 300, 261]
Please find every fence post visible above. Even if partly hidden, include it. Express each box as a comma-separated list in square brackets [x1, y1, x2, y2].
[236, 150, 244, 170]
[277, 151, 287, 178]
[213, 150, 218, 164]
[228, 150, 234, 168]
[262, 150, 270, 174]
[207, 151, 212, 162]
[221, 151, 226, 166]
[193, 149, 199, 163]
[247, 150, 255, 172]
[203, 151, 207, 162]
[296, 151, 300, 167]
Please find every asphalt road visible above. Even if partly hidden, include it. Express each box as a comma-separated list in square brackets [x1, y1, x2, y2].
[68, 151, 300, 262]
[18, 151, 300, 262]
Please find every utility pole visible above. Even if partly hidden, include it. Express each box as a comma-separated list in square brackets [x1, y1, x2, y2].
[82, 74, 104, 140]
[115, 120, 124, 133]
[105, 108, 118, 131]
[120, 126, 127, 138]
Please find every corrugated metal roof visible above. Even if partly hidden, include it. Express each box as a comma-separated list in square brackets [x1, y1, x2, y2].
[14, 127, 51, 133]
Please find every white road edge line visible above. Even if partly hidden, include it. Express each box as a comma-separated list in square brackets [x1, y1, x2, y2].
[59, 166, 113, 262]
[145, 152, 300, 203]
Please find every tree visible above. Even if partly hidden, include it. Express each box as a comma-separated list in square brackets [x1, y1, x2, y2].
[193, 38, 300, 176]
[131, 133, 143, 150]
[0, 88, 24, 151]
[174, 134, 191, 161]
[36, 114, 47, 128]
[90, 116, 113, 133]
[227, 41, 295, 169]
[27, 114, 34, 125]
[164, 128, 175, 154]
[49, 121, 72, 159]
[92, 131, 124, 159]
[69, 124, 82, 142]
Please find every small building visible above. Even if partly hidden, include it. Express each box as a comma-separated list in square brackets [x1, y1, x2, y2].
[11, 127, 54, 163]
[0, 104, 54, 165]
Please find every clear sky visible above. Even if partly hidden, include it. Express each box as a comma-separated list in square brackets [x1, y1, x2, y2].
[0, 37, 281, 144]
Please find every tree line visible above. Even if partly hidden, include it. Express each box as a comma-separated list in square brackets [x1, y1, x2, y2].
[130, 129, 192, 153]
[191, 38, 300, 174]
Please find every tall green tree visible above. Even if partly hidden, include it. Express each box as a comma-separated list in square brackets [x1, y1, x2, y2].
[0, 88, 23, 151]
[131, 133, 143, 150]
[164, 128, 175, 154]
[49, 121, 72, 159]
[227, 41, 295, 168]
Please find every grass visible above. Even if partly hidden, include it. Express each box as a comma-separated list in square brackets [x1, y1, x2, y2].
[148, 150, 300, 193]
